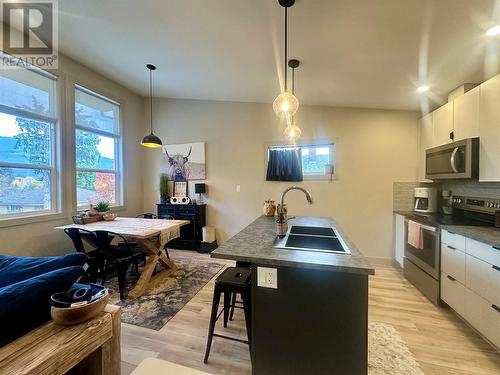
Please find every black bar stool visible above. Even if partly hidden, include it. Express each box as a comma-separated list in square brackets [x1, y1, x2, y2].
[204, 267, 252, 364]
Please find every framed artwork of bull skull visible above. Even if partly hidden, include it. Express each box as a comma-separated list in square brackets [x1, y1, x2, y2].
[163, 142, 206, 181]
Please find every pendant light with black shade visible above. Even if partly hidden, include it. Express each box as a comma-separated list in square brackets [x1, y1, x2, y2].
[141, 64, 163, 148]
[273, 0, 299, 119]
[284, 59, 302, 141]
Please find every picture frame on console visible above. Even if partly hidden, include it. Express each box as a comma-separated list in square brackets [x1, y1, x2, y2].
[173, 181, 188, 197]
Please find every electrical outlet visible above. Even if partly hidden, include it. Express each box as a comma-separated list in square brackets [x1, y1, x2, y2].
[257, 267, 278, 289]
[236, 185, 241, 193]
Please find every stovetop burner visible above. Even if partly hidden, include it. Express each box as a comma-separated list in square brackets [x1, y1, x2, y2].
[408, 210, 495, 228]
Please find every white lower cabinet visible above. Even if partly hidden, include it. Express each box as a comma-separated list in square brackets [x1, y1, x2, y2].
[441, 235, 500, 349]
[466, 237, 500, 266]
[441, 229, 466, 251]
[441, 271, 465, 317]
[442, 244, 465, 284]
[466, 254, 500, 307]
[393, 214, 405, 268]
[464, 288, 500, 349]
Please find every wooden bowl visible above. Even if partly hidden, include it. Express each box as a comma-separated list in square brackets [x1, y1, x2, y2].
[51, 291, 109, 325]
[102, 212, 117, 221]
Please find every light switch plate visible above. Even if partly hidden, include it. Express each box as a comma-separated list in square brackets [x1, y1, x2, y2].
[257, 267, 278, 289]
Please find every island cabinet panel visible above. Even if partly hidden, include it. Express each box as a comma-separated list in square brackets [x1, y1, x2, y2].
[251, 265, 368, 375]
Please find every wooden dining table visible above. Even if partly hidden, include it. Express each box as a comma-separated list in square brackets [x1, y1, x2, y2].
[56, 217, 190, 299]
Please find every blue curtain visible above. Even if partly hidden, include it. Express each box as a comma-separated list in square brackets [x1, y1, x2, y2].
[266, 147, 303, 181]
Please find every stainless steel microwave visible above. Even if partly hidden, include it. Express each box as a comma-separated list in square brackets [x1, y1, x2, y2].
[425, 138, 479, 180]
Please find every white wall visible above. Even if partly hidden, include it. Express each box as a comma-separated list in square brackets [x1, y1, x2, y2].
[0, 54, 145, 256]
[143, 98, 419, 259]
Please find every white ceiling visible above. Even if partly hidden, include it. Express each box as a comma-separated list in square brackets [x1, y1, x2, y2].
[58, 0, 500, 111]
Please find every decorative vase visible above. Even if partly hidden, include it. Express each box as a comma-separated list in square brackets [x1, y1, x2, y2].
[263, 200, 276, 217]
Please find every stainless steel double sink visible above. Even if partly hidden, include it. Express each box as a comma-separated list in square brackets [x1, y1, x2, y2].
[273, 225, 351, 254]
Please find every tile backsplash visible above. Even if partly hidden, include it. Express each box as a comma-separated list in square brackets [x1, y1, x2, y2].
[393, 182, 420, 211]
[441, 181, 500, 198]
[394, 180, 500, 212]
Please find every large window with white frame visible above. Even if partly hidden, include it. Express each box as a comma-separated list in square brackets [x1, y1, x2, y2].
[74, 85, 121, 207]
[0, 67, 58, 217]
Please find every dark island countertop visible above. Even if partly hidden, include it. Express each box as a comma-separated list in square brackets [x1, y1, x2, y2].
[394, 210, 500, 249]
[211, 215, 375, 276]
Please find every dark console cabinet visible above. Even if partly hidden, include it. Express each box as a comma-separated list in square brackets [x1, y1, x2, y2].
[157, 203, 206, 250]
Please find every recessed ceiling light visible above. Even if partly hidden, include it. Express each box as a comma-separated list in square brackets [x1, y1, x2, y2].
[486, 25, 500, 37]
[417, 85, 429, 93]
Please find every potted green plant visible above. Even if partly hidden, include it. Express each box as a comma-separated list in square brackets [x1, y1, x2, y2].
[160, 174, 170, 204]
[94, 201, 110, 213]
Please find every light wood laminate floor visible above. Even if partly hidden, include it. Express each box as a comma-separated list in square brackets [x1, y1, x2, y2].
[121, 250, 500, 375]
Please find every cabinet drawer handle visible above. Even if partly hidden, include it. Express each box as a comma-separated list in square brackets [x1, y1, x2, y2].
[492, 304, 500, 313]
[493, 245, 500, 251]
[493, 265, 500, 272]
[448, 246, 456, 250]
[447, 275, 456, 281]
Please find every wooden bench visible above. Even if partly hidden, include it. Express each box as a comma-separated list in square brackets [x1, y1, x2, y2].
[0, 304, 121, 375]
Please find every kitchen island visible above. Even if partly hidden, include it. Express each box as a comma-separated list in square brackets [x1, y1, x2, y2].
[211, 215, 375, 375]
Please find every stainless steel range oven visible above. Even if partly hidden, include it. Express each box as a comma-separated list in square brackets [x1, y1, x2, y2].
[403, 219, 441, 305]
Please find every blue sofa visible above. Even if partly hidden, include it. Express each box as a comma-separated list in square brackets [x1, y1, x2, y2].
[0, 253, 88, 347]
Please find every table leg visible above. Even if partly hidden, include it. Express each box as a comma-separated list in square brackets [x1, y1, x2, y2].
[72, 305, 121, 375]
[126, 238, 179, 299]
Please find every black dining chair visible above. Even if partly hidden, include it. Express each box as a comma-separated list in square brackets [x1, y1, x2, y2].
[64, 228, 101, 282]
[94, 230, 145, 300]
[136, 213, 158, 219]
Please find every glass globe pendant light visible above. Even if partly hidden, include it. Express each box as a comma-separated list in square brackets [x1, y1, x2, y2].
[141, 64, 163, 148]
[273, 0, 299, 119]
[284, 59, 302, 142]
[284, 121, 302, 141]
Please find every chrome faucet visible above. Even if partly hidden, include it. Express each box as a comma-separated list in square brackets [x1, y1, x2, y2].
[276, 186, 313, 236]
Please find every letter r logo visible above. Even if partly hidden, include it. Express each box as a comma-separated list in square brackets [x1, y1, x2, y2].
[2, 1, 54, 55]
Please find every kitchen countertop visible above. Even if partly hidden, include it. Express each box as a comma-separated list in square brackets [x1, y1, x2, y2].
[211, 215, 375, 275]
[394, 210, 500, 249]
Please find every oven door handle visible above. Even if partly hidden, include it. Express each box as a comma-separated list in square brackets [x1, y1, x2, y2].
[404, 219, 437, 233]
[420, 224, 437, 232]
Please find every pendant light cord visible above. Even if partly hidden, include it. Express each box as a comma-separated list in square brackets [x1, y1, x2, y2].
[284, 6, 288, 92]
[149, 68, 153, 134]
[291, 66, 295, 94]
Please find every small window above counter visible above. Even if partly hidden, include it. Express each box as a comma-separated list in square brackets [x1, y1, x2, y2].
[265, 142, 335, 182]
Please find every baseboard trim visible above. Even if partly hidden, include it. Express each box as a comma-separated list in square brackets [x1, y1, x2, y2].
[366, 256, 400, 268]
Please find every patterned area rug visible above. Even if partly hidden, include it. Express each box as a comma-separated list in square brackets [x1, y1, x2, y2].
[107, 256, 224, 330]
[368, 322, 424, 375]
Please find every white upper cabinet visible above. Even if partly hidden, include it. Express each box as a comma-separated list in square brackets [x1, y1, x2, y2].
[417, 73, 500, 182]
[418, 113, 433, 181]
[454, 86, 480, 141]
[433, 102, 454, 146]
[479, 73, 500, 181]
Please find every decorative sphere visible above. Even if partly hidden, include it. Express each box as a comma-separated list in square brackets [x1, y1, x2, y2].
[284, 123, 302, 141]
[273, 91, 299, 118]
